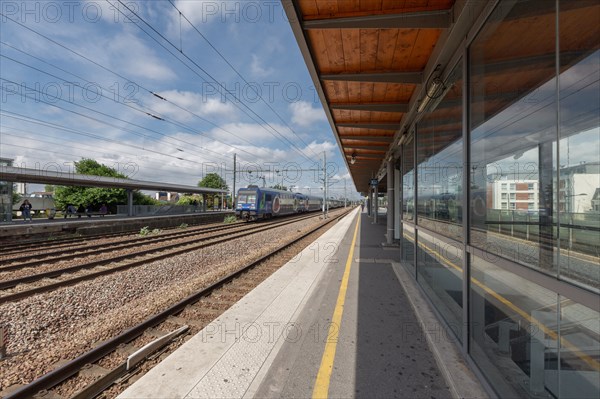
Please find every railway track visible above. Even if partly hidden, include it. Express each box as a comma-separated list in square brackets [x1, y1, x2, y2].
[0, 220, 245, 263]
[3, 208, 353, 399]
[0, 217, 233, 256]
[0, 221, 247, 269]
[0, 212, 334, 303]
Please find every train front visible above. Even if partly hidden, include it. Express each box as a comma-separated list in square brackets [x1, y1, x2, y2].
[236, 187, 259, 221]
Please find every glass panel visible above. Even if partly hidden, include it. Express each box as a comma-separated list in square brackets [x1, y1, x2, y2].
[416, 230, 463, 341]
[417, 61, 463, 241]
[402, 138, 414, 221]
[557, 0, 600, 291]
[401, 224, 415, 275]
[558, 297, 600, 398]
[469, 0, 558, 276]
[470, 254, 558, 398]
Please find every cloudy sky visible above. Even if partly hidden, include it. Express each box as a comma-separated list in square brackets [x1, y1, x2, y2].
[0, 0, 357, 198]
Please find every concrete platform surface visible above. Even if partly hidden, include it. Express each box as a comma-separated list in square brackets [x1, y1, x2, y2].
[118, 209, 488, 398]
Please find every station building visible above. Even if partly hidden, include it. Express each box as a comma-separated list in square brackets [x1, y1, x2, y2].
[286, 0, 599, 397]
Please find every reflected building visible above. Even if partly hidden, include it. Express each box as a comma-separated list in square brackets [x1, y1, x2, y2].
[558, 162, 600, 213]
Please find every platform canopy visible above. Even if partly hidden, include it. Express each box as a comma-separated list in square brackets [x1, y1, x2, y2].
[0, 166, 228, 195]
[283, 0, 483, 193]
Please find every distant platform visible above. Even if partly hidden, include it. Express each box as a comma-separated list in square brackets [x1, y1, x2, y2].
[0, 211, 233, 243]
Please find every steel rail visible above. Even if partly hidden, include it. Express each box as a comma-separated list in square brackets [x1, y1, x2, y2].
[0, 212, 334, 302]
[4, 208, 353, 399]
[0, 221, 245, 271]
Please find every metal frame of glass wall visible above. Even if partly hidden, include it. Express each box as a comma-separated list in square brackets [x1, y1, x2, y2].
[398, 1, 599, 398]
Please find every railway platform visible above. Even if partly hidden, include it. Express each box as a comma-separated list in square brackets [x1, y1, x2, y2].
[118, 207, 487, 399]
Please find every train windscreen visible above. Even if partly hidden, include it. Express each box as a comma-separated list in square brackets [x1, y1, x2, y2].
[238, 193, 256, 204]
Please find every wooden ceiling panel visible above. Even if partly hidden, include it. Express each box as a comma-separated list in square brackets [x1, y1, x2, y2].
[332, 109, 403, 123]
[293, 0, 457, 192]
[310, 28, 439, 74]
[338, 127, 396, 136]
[406, 29, 442, 70]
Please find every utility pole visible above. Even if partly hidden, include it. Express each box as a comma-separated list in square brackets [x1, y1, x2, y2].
[322, 151, 327, 218]
[344, 179, 347, 208]
[232, 153, 236, 209]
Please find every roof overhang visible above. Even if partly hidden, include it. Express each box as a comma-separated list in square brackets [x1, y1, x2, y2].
[0, 166, 228, 194]
[283, 0, 489, 193]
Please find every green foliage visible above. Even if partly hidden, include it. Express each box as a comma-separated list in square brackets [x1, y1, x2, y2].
[270, 183, 288, 191]
[179, 223, 189, 229]
[12, 184, 22, 205]
[198, 173, 228, 190]
[139, 226, 162, 236]
[44, 184, 55, 193]
[198, 173, 228, 210]
[176, 194, 202, 206]
[53, 159, 158, 211]
[223, 215, 237, 224]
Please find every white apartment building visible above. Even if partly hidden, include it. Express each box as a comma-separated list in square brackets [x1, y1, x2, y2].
[488, 179, 539, 211]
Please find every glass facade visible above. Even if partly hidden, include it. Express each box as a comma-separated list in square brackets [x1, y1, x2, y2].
[397, 1, 599, 397]
[417, 61, 463, 241]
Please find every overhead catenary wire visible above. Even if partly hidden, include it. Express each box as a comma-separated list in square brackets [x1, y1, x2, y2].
[167, 0, 322, 161]
[0, 128, 209, 177]
[0, 16, 277, 166]
[0, 76, 239, 166]
[0, 42, 264, 162]
[110, 0, 319, 165]
[0, 109, 218, 166]
[0, 8, 341, 189]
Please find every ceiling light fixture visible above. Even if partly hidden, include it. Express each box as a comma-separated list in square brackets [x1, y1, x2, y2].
[417, 65, 445, 113]
[350, 153, 357, 165]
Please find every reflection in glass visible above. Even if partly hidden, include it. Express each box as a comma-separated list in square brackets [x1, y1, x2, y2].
[401, 224, 415, 275]
[417, 61, 463, 241]
[558, 0, 600, 290]
[416, 230, 463, 341]
[470, 254, 559, 398]
[557, 297, 600, 398]
[469, 0, 558, 275]
[402, 138, 414, 221]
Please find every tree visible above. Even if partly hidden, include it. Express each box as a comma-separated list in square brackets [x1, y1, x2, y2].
[54, 159, 158, 212]
[198, 173, 228, 190]
[198, 173, 228, 209]
[12, 183, 22, 205]
[176, 194, 202, 206]
[44, 184, 55, 193]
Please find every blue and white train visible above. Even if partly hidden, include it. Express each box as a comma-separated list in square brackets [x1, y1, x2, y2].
[236, 186, 327, 221]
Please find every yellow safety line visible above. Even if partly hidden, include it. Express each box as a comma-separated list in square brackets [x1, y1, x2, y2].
[406, 234, 600, 371]
[312, 214, 361, 399]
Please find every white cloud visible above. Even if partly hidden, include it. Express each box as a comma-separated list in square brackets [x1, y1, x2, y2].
[289, 101, 326, 127]
[250, 54, 274, 78]
[150, 90, 236, 121]
[105, 32, 177, 81]
[172, 0, 219, 26]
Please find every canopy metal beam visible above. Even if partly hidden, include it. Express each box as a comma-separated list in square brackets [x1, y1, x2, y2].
[0, 166, 227, 195]
[322, 71, 422, 84]
[331, 103, 409, 113]
[303, 10, 452, 30]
